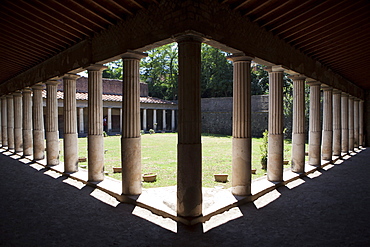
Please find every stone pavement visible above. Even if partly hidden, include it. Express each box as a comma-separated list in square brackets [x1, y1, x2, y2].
[1, 148, 370, 246]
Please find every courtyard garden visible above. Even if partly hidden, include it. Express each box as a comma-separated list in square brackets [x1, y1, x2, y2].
[59, 133, 302, 189]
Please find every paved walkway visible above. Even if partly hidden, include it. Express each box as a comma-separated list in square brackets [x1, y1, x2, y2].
[1, 148, 370, 246]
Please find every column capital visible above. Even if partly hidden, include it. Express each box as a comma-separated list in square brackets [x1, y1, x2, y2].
[63, 73, 80, 80]
[265, 65, 286, 73]
[86, 64, 108, 72]
[121, 50, 148, 60]
[175, 33, 204, 43]
[321, 85, 333, 91]
[31, 83, 45, 90]
[13, 91, 22, 97]
[227, 53, 254, 62]
[332, 89, 342, 94]
[45, 80, 59, 86]
[341, 92, 349, 97]
[288, 74, 306, 80]
[306, 80, 321, 86]
[349, 95, 355, 99]
[6, 94, 13, 99]
[353, 97, 360, 102]
[22, 87, 32, 93]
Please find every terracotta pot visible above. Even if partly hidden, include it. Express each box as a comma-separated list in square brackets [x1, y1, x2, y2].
[214, 174, 228, 183]
[143, 173, 157, 182]
[78, 157, 87, 162]
[251, 169, 257, 174]
[113, 167, 122, 173]
[283, 160, 289, 165]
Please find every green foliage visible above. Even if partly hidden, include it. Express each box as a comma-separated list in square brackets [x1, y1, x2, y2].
[260, 130, 268, 169]
[103, 60, 122, 79]
[251, 64, 269, 95]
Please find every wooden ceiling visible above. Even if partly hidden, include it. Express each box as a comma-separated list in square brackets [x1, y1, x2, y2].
[1, 0, 370, 90]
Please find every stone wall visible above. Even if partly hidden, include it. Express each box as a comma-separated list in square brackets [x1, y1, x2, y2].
[201, 95, 268, 137]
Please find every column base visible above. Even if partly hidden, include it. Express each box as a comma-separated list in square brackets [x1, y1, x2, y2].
[121, 137, 142, 195]
[14, 128, 23, 153]
[267, 134, 283, 182]
[292, 133, 305, 173]
[64, 133, 78, 173]
[46, 131, 59, 166]
[88, 134, 104, 182]
[33, 129, 44, 160]
[23, 129, 33, 156]
[232, 137, 251, 196]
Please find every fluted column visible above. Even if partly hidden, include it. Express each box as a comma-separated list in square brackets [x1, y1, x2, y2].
[177, 35, 202, 217]
[348, 96, 354, 152]
[162, 109, 166, 131]
[290, 74, 306, 173]
[322, 86, 333, 161]
[63, 74, 80, 173]
[45, 80, 59, 166]
[13, 91, 23, 153]
[1, 96, 7, 147]
[354, 98, 359, 149]
[332, 90, 342, 156]
[32, 84, 45, 160]
[107, 108, 112, 132]
[153, 109, 157, 131]
[341, 93, 349, 154]
[307, 81, 321, 166]
[359, 100, 364, 147]
[78, 107, 84, 133]
[121, 51, 147, 195]
[7, 94, 15, 150]
[171, 110, 175, 131]
[228, 54, 253, 196]
[87, 64, 107, 182]
[22, 88, 33, 156]
[142, 109, 147, 131]
[267, 66, 284, 182]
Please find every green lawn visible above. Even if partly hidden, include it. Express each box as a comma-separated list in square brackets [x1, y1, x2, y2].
[59, 133, 302, 189]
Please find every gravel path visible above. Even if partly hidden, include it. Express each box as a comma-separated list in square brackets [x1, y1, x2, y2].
[1, 148, 370, 246]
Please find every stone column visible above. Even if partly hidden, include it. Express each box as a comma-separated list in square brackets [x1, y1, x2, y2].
[162, 109, 166, 131]
[78, 107, 84, 133]
[32, 84, 45, 160]
[321, 86, 333, 161]
[107, 107, 112, 132]
[171, 109, 175, 131]
[341, 93, 349, 154]
[142, 109, 147, 131]
[354, 98, 359, 149]
[348, 96, 354, 152]
[267, 66, 284, 182]
[63, 74, 79, 173]
[7, 94, 14, 150]
[307, 81, 321, 166]
[359, 100, 364, 147]
[332, 89, 342, 156]
[120, 108, 122, 133]
[153, 109, 157, 131]
[45, 80, 59, 166]
[1, 96, 7, 147]
[121, 51, 147, 195]
[22, 88, 33, 156]
[87, 64, 107, 182]
[177, 35, 202, 217]
[13, 91, 23, 153]
[290, 74, 306, 173]
[228, 54, 253, 196]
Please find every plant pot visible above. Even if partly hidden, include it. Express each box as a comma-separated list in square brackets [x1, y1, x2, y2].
[251, 169, 257, 174]
[143, 173, 157, 182]
[261, 159, 267, 170]
[113, 167, 122, 173]
[214, 174, 228, 183]
[78, 157, 87, 162]
[283, 160, 289, 165]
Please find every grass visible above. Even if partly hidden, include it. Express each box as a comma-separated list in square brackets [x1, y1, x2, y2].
[59, 133, 306, 189]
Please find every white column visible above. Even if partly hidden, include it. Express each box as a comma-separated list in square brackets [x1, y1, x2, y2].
[87, 64, 107, 182]
[290, 74, 306, 173]
[228, 54, 253, 196]
[307, 81, 321, 166]
[267, 66, 284, 182]
[22, 88, 33, 156]
[45, 80, 59, 166]
[13, 91, 23, 153]
[1, 96, 7, 147]
[7, 94, 14, 150]
[354, 98, 359, 149]
[107, 107, 112, 132]
[32, 84, 45, 160]
[153, 109, 157, 131]
[348, 96, 354, 152]
[121, 51, 147, 195]
[341, 93, 349, 154]
[78, 107, 84, 134]
[322, 86, 333, 161]
[332, 89, 342, 156]
[171, 109, 175, 131]
[359, 100, 364, 147]
[142, 109, 147, 131]
[63, 74, 79, 173]
[162, 109, 166, 131]
[176, 35, 203, 217]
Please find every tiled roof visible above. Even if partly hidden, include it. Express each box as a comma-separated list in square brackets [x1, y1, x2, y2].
[42, 90, 176, 105]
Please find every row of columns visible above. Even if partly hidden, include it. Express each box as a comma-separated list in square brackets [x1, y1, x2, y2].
[141, 109, 176, 131]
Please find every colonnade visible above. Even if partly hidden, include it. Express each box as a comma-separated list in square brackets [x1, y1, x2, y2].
[0, 36, 365, 218]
